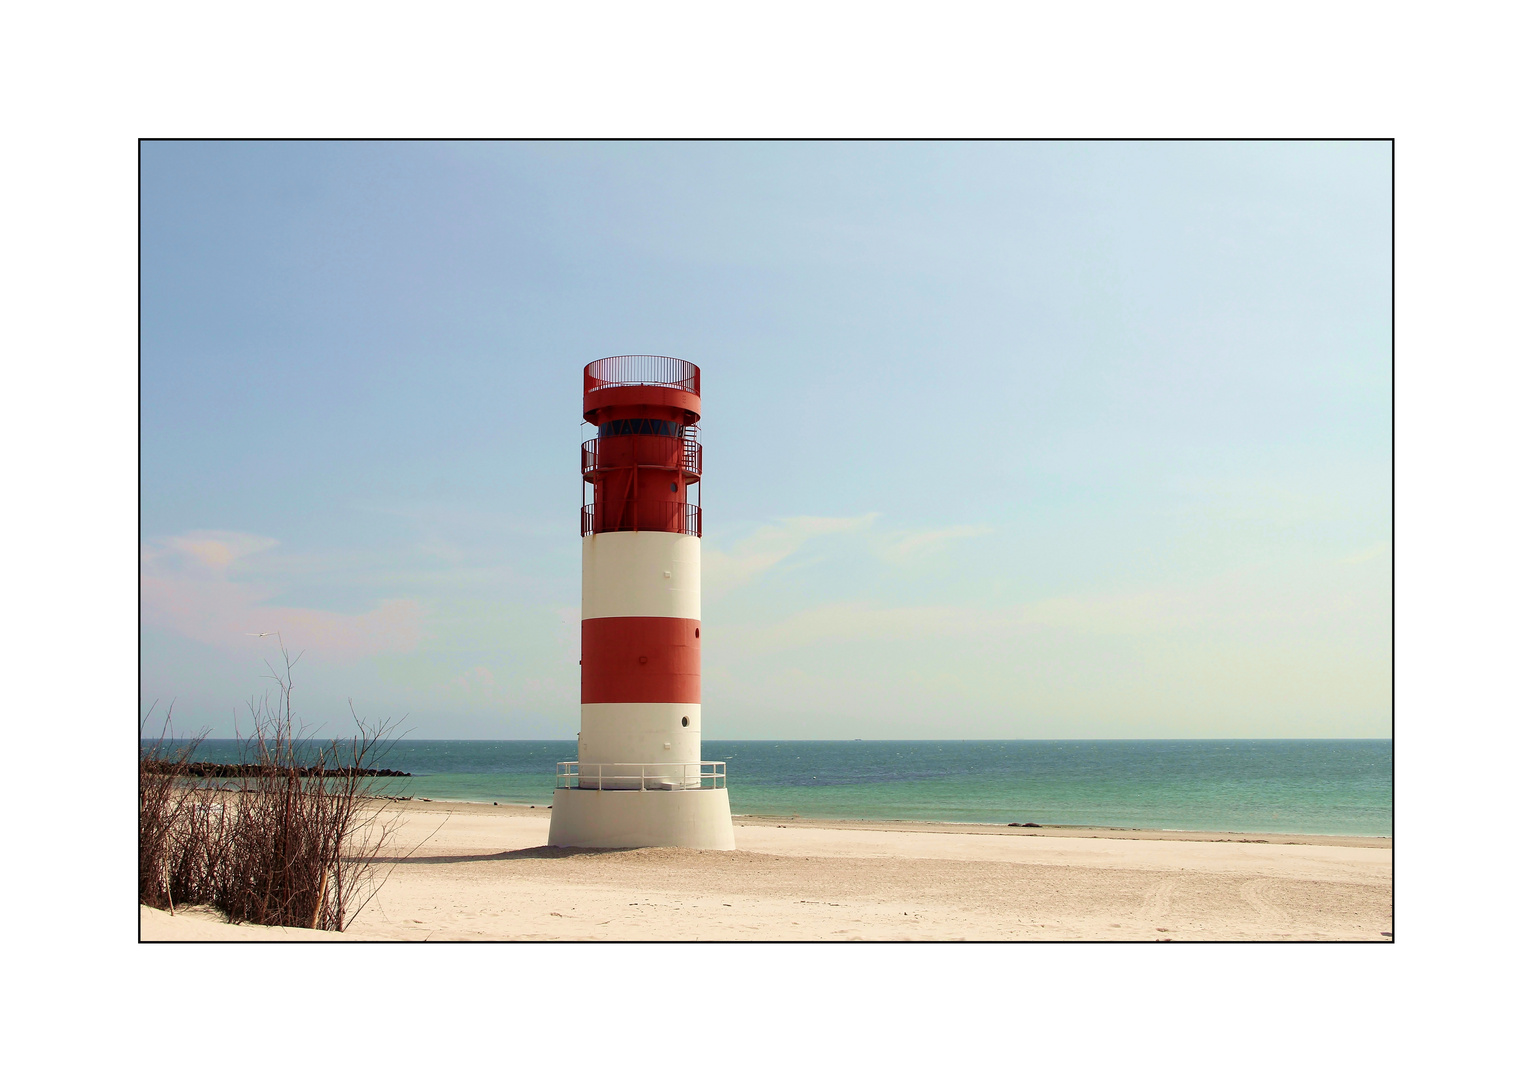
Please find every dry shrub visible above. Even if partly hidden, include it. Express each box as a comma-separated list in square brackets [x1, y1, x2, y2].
[140, 645, 403, 931]
[139, 704, 206, 910]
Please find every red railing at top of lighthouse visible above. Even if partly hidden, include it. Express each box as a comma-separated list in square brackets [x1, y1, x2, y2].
[584, 355, 700, 396]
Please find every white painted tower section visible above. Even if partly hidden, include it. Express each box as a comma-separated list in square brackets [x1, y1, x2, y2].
[581, 532, 701, 620]
[577, 533, 702, 777]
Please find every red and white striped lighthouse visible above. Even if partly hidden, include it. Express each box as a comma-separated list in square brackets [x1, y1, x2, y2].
[547, 355, 734, 849]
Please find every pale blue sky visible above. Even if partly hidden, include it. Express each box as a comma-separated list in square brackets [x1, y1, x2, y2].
[140, 140, 1390, 739]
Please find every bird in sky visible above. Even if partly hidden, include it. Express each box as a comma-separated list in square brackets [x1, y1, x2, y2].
[246, 631, 278, 638]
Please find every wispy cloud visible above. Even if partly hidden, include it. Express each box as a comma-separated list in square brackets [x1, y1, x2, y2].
[165, 530, 279, 570]
[720, 568, 1368, 656]
[704, 513, 877, 596]
[704, 560, 1391, 736]
[880, 524, 994, 565]
[1342, 542, 1391, 565]
[141, 531, 423, 661]
[444, 665, 497, 696]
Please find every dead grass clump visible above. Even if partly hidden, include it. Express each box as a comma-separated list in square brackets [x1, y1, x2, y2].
[139, 644, 402, 931]
[139, 704, 206, 911]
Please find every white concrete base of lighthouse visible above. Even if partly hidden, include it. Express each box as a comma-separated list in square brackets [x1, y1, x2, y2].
[548, 788, 735, 850]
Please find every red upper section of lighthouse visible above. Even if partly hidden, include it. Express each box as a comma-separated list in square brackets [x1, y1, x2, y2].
[581, 356, 703, 537]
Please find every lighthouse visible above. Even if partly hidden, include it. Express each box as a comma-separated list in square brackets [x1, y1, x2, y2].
[547, 355, 734, 849]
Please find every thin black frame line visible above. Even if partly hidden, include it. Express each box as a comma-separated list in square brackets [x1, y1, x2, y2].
[136, 136, 1395, 945]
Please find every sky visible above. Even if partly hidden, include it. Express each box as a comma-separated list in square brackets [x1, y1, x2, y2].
[140, 140, 1391, 740]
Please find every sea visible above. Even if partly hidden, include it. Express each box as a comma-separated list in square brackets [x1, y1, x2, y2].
[164, 739, 1392, 837]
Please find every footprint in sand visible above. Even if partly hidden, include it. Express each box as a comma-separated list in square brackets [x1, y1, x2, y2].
[1239, 878, 1290, 925]
[1136, 876, 1177, 923]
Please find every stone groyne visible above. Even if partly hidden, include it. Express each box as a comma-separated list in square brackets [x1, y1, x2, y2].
[142, 761, 411, 778]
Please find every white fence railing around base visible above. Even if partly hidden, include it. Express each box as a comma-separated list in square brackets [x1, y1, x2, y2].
[555, 761, 726, 791]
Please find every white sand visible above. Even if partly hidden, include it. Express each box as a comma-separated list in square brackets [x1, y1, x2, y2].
[140, 803, 1392, 941]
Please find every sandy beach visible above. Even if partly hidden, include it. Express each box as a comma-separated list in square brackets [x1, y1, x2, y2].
[140, 802, 1392, 942]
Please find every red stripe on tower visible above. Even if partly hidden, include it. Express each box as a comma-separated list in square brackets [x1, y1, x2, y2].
[581, 617, 702, 703]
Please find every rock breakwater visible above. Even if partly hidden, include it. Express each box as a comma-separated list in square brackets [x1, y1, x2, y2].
[142, 762, 411, 778]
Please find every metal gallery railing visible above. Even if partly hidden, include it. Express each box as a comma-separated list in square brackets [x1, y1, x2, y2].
[555, 761, 726, 791]
[581, 435, 701, 478]
[584, 355, 700, 396]
[581, 501, 701, 537]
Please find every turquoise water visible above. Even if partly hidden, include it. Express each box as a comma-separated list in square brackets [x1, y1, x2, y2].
[168, 739, 1392, 837]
